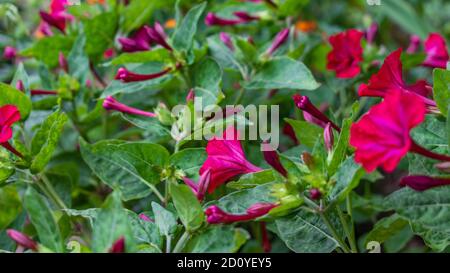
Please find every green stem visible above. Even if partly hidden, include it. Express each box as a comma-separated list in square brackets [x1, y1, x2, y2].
[146, 183, 165, 203]
[320, 211, 351, 253]
[346, 196, 357, 252]
[172, 231, 191, 253]
[336, 206, 357, 253]
[40, 174, 68, 211]
[166, 235, 172, 253]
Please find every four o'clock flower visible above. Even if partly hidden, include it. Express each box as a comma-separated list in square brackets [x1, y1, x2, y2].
[350, 90, 450, 173]
[199, 126, 263, 193]
[114, 67, 172, 83]
[103, 96, 156, 118]
[323, 123, 334, 152]
[16, 80, 58, 96]
[3, 46, 17, 60]
[327, 29, 364, 79]
[232, 11, 260, 22]
[6, 229, 38, 251]
[400, 175, 450, 192]
[407, 35, 421, 54]
[293, 95, 340, 132]
[0, 105, 22, 158]
[358, 49, 435, 109]
[205, 203, 277, 224]
[219, 32, 234, 51]
[205, 11, 259, 26]
[38, 0, 74, 34]
[266, 28, 290, 56]
[118, 26, 152, 52]
[145, 23, 172, 51]
[365, 23, 378, 44]
[183, 169, 211, 201]
[109, 237, 125, 253]
[262, 142, 287, 177]
[423, 33, 449, 69]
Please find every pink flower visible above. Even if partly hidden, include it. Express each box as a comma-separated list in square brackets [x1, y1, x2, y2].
[400, 176, 450, 191]
[365, 23, 378, 44]
[199, 127, 262, 193]
[118, 26, 152, 52]
[262, 142, 287, 177]
[38, 0, 74, 34]
[114, 67, 172, 83]
[309, 188, 322, 200]
[186, 89, 195, 103]
[109, 237, 125, 253]
[0, 105, 21, 144]
[423, 33, 449, 69]
[205, 203, 277, 224]
[145, 23, 172, 51]
[293, 95, 340, 132]
[103, 96, 156, 118]
[6, 229, 38, 251]
[182, 169, 211, 201]
[205, 12, 259, 26]
[406, 35, 421, 54]
[327, 29, 364, 79]
[323, 123, 334, 152]
[232, 11, 260, 22]
[103, 48, 115, 59]
[138, 213, 154, 222]
[219, 32, 234, 51]
[3, 46, 17, 60]
[350, 90, 450, 173]
[358, 49, 435, 107]
[266, 28, 290, 56]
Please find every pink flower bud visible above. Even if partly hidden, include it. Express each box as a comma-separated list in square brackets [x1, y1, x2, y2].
[114, 67, 172, 83]
[6, 229, 38, 251]
[103, 96, 156, 118]
[293, 94, 340, 132]
[205, 12, 243, 26]
[365, 23, 378, 44]
[309, 188, 322, 200]
[145, 23, 172, 51]
[246, 203, 277, 217]
[262, 142, 287, 177]
[400, 175, 450, 191]
[324, 123, 334, 152]
[219, 32, 234, 51]
[267, 28, 289, 56]
[109, 237, 125, 253]
[407, 35, 421, 54]
[3, 46, 17, 60]
[186, 89, 195, 103]
[139, 213, 154, 222]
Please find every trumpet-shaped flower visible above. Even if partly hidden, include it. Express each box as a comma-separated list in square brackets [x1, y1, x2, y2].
[327, 29, 364, 78]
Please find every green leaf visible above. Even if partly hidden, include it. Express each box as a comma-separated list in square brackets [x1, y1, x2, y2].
[433, 68, 450, 116]
[328, 156, 364, 204]
[169, 183, 204, 231]
[0, 82, 32, 119]
[275, 210, 341, 253]
[278, 0, 309, 16]
[186, 226, 249, 253]
[20, 35, 74, 67]
[68, 33, 90, 83]
[364, 214, 409, 246]
[227, 169, 281, 190]
[92, 192, 136, 253]
[285, 118, 323, 148]
[328, 117, 351, 175]
[83, 12, 118, 62]
[172, 2, 207, 53]
[80, 139, 169, 201]
[109, 48, 172, 66]
[245, 57, 319, 90]
[23, 187, 63, 252]
[0, 185, 21, 230]
[127, 211, 162, 248]
[192, 57, 223, 107]
[170, 148, 206, 179]
[151, 202, 178, 236]
[411, 222, 450, 252]
[0, 150, 15, 184]
[11, 63, 30, 95]
[121, 0, 170, 33]
[207, 35, 245, 72]
[30, 111, 68, 174]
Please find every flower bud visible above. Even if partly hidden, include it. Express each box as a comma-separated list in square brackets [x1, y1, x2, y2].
[6, 229, 38, 251]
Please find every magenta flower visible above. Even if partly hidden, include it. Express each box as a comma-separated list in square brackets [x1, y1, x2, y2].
[358, 49, 435, 108]
[199, 126, 262, 193]
[118, 26, 152, 52]
[400, 176, 450, 191]
[219, 32, 234, 51]
[350, 90, 450, 173]
[186, 89, 195, 103]
[109, 237, 125, 253]
[365, 23, 378, 44]
[309, 188, 322, 200]
[103, 96, 156, 118]
[6, 229, 38, 251]
[205, 11, 259, 26]
[327, 29, 364, 79]
[3, 46, 17, 60]
[406, 35, 421, 54]
[324, 123, 334, 152]
[139, 213, 154, 222]
[145, 23, 172, 51]
[262, 142, 287, 177]
[232, 11, 260, 22]
[205, 203, 277, 224]
[0, 105, 22, 158]
[38, 0, 74, 34]
[114, 67, 172, 83]
[266, 28, 290, 56]
[423, 33, 449, 69]
[293, 95, 340, 132]
[183, 169, 211, 201]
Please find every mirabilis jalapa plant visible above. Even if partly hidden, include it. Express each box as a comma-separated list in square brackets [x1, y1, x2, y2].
[2, 0, 450, 254]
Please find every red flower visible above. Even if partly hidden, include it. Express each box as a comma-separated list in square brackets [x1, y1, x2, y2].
[38, 0, 74, 35]
[118, 26, 152, 52]
[199, 127, 262, 193]
[205, 203, 277, 224]
[350, 90, 425, 172]
[400, 176, 450, 191]
[358, 49, 434, 107]
[327, 29, 364, 79]
[0, 105, 21, 144]
[423, 33, 449, 69]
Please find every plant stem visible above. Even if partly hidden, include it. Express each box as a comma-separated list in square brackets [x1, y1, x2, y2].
[233, 87, 245, 105]
[145, 182, 165, 203]
[173, 231, 191, 253]
[40, 174, 68, 211]
[320, 211, 351, 253]
[346, 196, 357, 251]
[166, 235, 172, 253]
[336, 206, 357, 253]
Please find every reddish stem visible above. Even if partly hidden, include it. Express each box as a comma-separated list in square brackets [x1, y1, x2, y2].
[1, 142, 23, 158]
[410, 141, 450, 162]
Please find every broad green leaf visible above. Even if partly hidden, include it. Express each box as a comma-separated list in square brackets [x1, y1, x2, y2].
[411, 222, 450, 252]
[364, 214, 408, 246]
[328, 156, 364, 204]
[109, 48, 172, 65]
[192, 57, 223, 107]
[83, 12, 118, 62]
[433, 68, 450, 116]
[278, 0, 309, 16]
[0, 82, 32, 119]
[172, 2, 207, 53]
[285, 118, 323, 148]
[30, 110, 68, 173]
[127, 211, 162, 248]
[121, 0, 170, 32]
[121, 114, 172, 143]
[227, 169, 281, 190]
[0, 185, 21, 230]
[151, 202, 178, 236]
[23, 187, 64, 252]
[92, 192, 136, 253]
[186, 226, 249, 253]
[11, 63, 30, 95]
[80, 139, 169, 201]
[0, 150, 14, 184]
[328, 117, 351, 175]
[170, 148, 206, 179]
[246, 57, 319, 90]
[207, 35, 245, 72]
[68, 33, 90, 83]
[20, 35, 74, 67]
[275, 209, 341, 253]
[169, 183, 204, 231]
